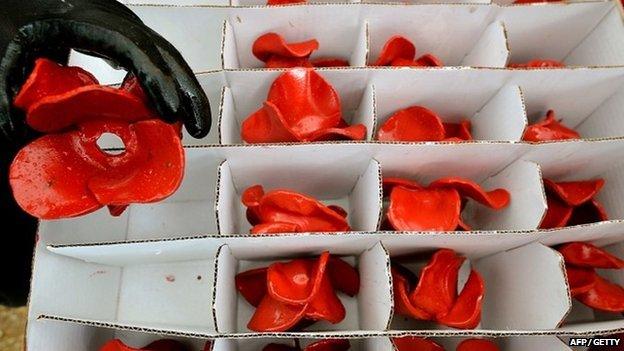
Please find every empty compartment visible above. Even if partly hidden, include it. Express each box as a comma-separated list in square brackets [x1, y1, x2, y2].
[386, 241, 569, 331]
[218, 70, 375, 144]
[500, 2, 623, 67]
[37, 148, 222, 245]
[366, 7, 502, 67]
[212, 242, 392, 333]
[220, 8, 367, 69]
[216, 156, 382, 234]
[380, 158, 545, 231]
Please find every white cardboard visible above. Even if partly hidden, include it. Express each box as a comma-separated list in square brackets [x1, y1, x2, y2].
[460, 21, 509, 68]
[471, 85, 527, 141]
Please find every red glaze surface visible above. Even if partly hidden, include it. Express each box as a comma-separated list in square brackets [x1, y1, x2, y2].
[248, 294, 308, 332]
[566, 266, 598, 297]
[253, 33, 319, 62]
[387, 186, 461, 231]
[377, 106, 445, 141]
[392, 337, 445, 351]
[373, 36, 416, 66]
[392, 266, 432, 320]
[576, 276, 624, 313]
[267, 252, 330, 304]
[540, 193, 574, 229]
[509, 59, 565, 68]
[430, 177, 510, 209]
[436, 270, 485, 329]
[558, 242, 624, 269]
[522, 110, 580, 142]
[100, 339, 187, 351]
[543, 178, 604, 207]
[327, 256, 360, 297]
[235, 267, 268, 307]
[456, 339, 499, 351]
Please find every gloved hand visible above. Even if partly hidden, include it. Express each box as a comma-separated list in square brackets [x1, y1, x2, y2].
[0, 0, 211, 144]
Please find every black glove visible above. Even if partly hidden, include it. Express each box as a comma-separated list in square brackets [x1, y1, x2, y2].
[0, 0, 211, 143]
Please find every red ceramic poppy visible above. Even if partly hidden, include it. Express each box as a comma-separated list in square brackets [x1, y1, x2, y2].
[456, 339, 499, 351]
[523, 110, 580, 142]
[540, 178, 607, 228]
[267, 0, 306, 4]
[566, 266, 598, 296]
[384, 177, 510, 231]
[373, 36, 443, 67]
[558, 242, 624, 269]
[263, 339, 350, 351]
[241, 185, 351, 234]
[327, 256, 360, 296]
[576, 276, 624, 312]
[253, 33, 348, 68]
[508, 59, 565, 68]
[238, 253, 357, 332]
[392, 337, 445, 351]
[392, 250, 485, 329]
[376, 106, 472, 142]
[10, 119, 184, 219]
[100, 339, 188, 351]
[241, 68, 365, 143]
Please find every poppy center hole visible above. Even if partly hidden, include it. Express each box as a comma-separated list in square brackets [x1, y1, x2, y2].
[97, 133, 125, 155]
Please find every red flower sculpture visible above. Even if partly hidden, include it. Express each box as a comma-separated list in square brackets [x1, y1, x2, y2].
[372, 36, 443, 67]
[267, 0, 306, 5]
[558, 242, 624, 312]
[523, 110, 580, 142]
[262, 339, 350, 351]
[392, 337, 499, 351]
[100, 339, 206, 351]
[377, 106, 472, 142]
[391, 249, 485, 329]
[508, 59, 565, 68]
[242, 185, 351, 234]
[540, 178, 607, 229]
[241, 68, 366, 143]
[235, 252, 360, 332]
[383, 177, 510, 231]
[253, 33, 349, 68]
[9, 58, 184, 219]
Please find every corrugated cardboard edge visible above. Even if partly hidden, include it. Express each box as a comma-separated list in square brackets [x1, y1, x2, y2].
[214, 160, 227, 235]
[211, 244, 227, 333]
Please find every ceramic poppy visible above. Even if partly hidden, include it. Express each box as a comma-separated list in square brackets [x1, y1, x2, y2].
[372, 36, 443, 67]
[376, 106, 472, 142]
[262, 339, 350, 351]
[100, 339, 192, 351]
[252, 33, 348, 68]
[539, 178, 607, 229]
[383, 177, 510, 231]
[508, 59, 565, 68]
[391, 249, 485, 329]
[236, 252, 359, 332]
[523, 110, 580, 142]
[267, 0, 306, 5]
[241, 68, 366, 143]
[241, 184, 351, 234]
[558, 242, 624, 313]
[392, 337, 499, 351]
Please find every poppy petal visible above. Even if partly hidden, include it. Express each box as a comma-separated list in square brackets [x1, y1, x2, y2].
[26, 85, 159, 133]
[242, 184, 265, 207]
[377, 106, 446, 142]
[415, 54, 444, 67]
[540, 193, 574, 229]
[267, 68, 342, 140]
[266, 56, 314, 69]
[410, 249, 466, 318]
[251, 222, 302, 235]
[443, 121, 472, 141]
[120, 74, 149, 102]
[311, 58, 350, 67]
[568, 199, 608, 226]
[305, 274, 346, 324]
[509, 60, 565, 68]
[575, 276, 624, 313]
[267, 0, 306, 4]
[235, 267, 268, 307]
[253, 33, 319, 62]
[429, 177, 510, 210]
[248, 294, 308, 332]
[327, 205, 348, 218]
[258, 189, 351, 232]
[373, 36, 416, 66]
[100, 339, 141, 351]
[457, 215, 472, 231]
[306, 124, 367, 141]
[108, 204, 129, 217]
[86, 120, 184, 205]
[391, 267, 432, 320]
[305, 339, 351, 351]
[14, 58, 98, 110]
[262, 344, 299, 351]
[543, 178, 604, 207]
[456, 339, 499, 351]
[267, 252, 330, 304]
[387, 186, 461, 231]
[144, 340, 188, 351]
[436, 270, 485, 329]
[522, 110, 580, 142]
[391, 337, 444, 351]
[241, 104, 299, 143]
[566, 266, 598, 297]
[558, 242, 624, 269]
[327, 256, 360, 296]
[383, 177, 423, 195]
[389, 58, 420, 67]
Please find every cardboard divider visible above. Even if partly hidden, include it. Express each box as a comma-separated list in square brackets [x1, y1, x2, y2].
[382, 158, 546, 230]
[460, 21, 510, 68]
[384, 242, 569, 330]
[220, 13, 368, 69]
[215, 158, 382, 234]
[499, 2, 620, 67]
[212, 242, 393, 333]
